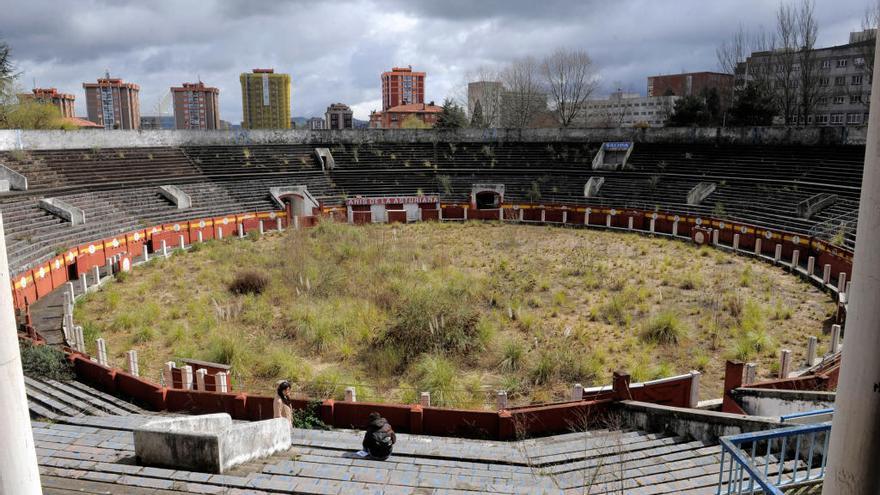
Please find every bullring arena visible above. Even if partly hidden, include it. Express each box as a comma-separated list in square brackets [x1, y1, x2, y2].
[3, 127, 858, 493]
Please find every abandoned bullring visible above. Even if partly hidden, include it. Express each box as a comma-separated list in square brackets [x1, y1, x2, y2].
[1, 126, 868, 494]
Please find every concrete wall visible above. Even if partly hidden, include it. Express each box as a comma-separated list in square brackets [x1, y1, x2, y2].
[732, 387, 835, 418]
[0, 125, 867, 151]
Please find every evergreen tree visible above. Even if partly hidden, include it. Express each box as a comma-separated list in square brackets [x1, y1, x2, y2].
[470, 99, 486, 128]
[666, 95, 711, 127]
[435, 98, 467, 129]
[728, 83, 777, 126]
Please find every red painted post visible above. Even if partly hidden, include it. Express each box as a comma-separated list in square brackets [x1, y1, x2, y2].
[612, 371, 632, 401]
[320, 399, 335, 426]
[409, 404, 423, 434]
[498, 410, 515, 440]
[721, 361, 745, 414]
[233, 393, 248, 420]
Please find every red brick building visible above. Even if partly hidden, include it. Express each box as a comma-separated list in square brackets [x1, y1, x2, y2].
[369, 102, 442, 129]
[83, 73, 141, 130]
[171, 82, 220, 130]
[18, 88, 76, 118]
[382, 66, 425, 111]
[647, 72, 734, 98]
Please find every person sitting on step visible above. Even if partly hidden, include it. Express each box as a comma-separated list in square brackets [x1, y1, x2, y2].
[356, 412, 396, 460]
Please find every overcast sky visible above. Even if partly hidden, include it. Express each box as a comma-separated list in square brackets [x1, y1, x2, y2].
[0, 0, 871, 122]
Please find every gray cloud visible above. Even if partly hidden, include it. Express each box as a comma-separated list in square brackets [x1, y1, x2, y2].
[0, 0, 867, 123]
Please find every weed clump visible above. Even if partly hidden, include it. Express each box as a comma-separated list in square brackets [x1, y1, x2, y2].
[641, 311, 686, 345]
[229, 271, 268, 295]
[20, 341, 74, 381]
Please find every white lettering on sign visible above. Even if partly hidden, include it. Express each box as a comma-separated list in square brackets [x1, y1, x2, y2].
[345, 196, 439, 206]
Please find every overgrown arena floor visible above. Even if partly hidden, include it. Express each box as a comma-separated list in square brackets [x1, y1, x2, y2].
[74, 221, 834, 407]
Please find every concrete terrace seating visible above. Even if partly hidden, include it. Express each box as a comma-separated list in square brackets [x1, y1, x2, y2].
[26, 376, 148, 420]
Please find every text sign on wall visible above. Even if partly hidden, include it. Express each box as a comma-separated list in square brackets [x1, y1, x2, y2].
[262, 74, 270, 106]
[604, 142, 631, 151]
[345, 196, 439, 206]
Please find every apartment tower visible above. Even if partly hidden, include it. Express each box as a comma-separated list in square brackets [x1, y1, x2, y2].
[239, 69, 291, 129]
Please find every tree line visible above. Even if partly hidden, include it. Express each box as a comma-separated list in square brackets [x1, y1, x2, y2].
[0, 41, 77, 130]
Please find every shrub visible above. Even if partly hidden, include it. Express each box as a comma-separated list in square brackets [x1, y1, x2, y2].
[229, 271, 268, 295]
[599, 293, 632, 326]
[641, 311, 686, 345]
[408, 354, 476, 407]
[292, 399, 329, 430]
[499, 340, 525, 372]
[20, 341, 74, 381]
[529, 351, 557, 385]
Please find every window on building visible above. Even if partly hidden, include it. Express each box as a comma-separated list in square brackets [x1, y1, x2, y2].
[793, 63, 800, 71]
[847, 113, 863, 125]
[850, 95, 862, 104]
[855, 57, 866, 66]
[819, 77, 829, 86]
[852, 75, 863, 85]
[818, 97, 828, 105]
[834, 76, 846, 86]
[834, 96, 845, 104]
[837, 59, 848, 68]
[816, 114, 829, 125]
[830, 113, 845, 125]
[821, 60, 831, 69]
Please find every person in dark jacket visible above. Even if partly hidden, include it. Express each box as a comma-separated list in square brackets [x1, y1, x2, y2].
[358, 412, 396, 460]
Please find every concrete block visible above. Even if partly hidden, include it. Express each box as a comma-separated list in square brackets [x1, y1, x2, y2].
[627, 217, 634, 230]
[238, 224, 244, 238]
[754, 237, 762, 256]
[216, 372, 228, 393]
[143, 243, 149, 262]
[419, 392, 430, 408]
[258, 221, 264, 235]
[712, 229, 719, 246]
[823, 264, 832, 285]
[197, 231, 203, 243]
[571, 383, 584, 401]
[807, 256, 815, 277]
[163, 362, 175, 388]
[0, 163, 27, 190]
[96, 338, 107, 366]
[496, 391, 508, 410]
[157, 185, 192, 209]
[672, 220, 679, 237]
[689, 371, 701, 408]
[774, 244, 782, 262]
[80, 276, 87, 294]
[92, 266, 100, 286]
[276, 217, 283, 231]
[779, 349, 791, 378]
[195, 369, 207, 391]
[791, 249, 800, 271]
[39, 198, 85, 225]
[744, 363, 757, 385]
[344, 387, 356, 402]
[838, 272, 847, 295]
[733, 233, 740, 251]
[0, 179, 8, 192]
[127, 350, 139, 377]
[133, 414, 291, 474]
[178, 235, 185, 249]
[182, 365, 193, 390]
[806, 336, 817, 367]
[161, 240, 168, 258]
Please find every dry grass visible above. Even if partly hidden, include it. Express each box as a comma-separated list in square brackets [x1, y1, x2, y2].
[74, 221, 834, 405]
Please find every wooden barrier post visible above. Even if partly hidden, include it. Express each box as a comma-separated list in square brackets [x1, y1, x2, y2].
[831, 324, 842, 354]
[779, 349, 791, 378]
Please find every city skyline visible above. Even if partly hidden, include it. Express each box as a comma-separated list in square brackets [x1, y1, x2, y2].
[0, 0, 869, 123]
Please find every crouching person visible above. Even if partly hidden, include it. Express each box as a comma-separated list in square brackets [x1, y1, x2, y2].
[360, 412, 396, 460]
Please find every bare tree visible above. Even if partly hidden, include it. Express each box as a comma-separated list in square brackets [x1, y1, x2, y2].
[463, 65, 505, 128]
[500, 56, 545, 129]
[796, 0, 822, 125]
[540, 48, 599, 128]
[774, 2, 801, 125]
[854, 1, 880, 111]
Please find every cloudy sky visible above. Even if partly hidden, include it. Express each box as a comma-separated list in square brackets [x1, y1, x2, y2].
[0, 0, 871, 122]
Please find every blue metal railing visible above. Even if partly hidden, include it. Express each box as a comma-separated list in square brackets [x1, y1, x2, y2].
[780, 408, 834, 423]
[717, 422, 831, 494]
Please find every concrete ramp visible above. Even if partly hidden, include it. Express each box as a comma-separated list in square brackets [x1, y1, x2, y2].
[314, 148, 335, 170]
[797, 193, 837, 219]
[270, 185, 320, 216]
[687, 182, 717, 206]
[157, 185, 192, 209]
[39, 198, 85, 225]
[0, 162, 28, 191]
[584, 177, 605, 198]
[592, 142, 633, 170]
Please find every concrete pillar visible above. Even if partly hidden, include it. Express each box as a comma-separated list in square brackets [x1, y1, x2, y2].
[754, 237, 762, 256]
[277, 217, 283, 231]
[182, 365, 193, 390]
[163, 361, 175, 388]
[627, 216, 634, 230]
[178, 235, 185, 250]
[463, 207, 468, 221]
[500, 208, 505, 222]
[346, 206, 353, 224]
[294, 216, 300, 230]
[496, 391, 508, 410]
[744, 363, 757, 385]
[218, 228, 224, 240]
[838, 272, 847, 295]
[824, 37, 880, 492]
[540, 209, 545, 223]
[66, 281, 74, 298]
[688, 371, 701, 408]
[93, 265, 101, 285]
[96, 338, 107, 366]
[712, 229, 719, 246]
[823, 264, 832, 285]
[197, 231, 203, 243]
[779, 349, 791, 378]
[127, 350, 139, 377]
[80, 276, 88, 294]
[605, 214, 611, 227]
[831, 324, 842, 354]
[650, 217, 656, 233]
[561, 210, 567, 224]
[733, 233, 740, 251]
[774, 244, 782, 262]
[106, 257, 113, 275]
[0, 214, 41, 495]
[238, 223, 244, 238]
[344, 386, 356, 402]
[791, 249, 800, 271]
[161, 240, 168, 258]
[518, 208, 524, 222]
[672, 220, 679, 237]
[806, 336, 818, 367]
[571, 383, 584, 401]
[195, 368, 207, 391]
[806, 256, 815, 278]
[216, 372, 228, 393]
[419, 392, 431, 408]
[142, 243, 149, 262]
[258, 221, 264, 235]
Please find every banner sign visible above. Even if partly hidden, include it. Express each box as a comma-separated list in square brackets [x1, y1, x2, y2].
[346, 196, 438, 206]
[604, 142, 631, 151]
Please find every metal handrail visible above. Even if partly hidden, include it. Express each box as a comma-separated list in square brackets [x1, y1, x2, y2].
[780, 408, 834, 422]
[717, 422, 831, 494]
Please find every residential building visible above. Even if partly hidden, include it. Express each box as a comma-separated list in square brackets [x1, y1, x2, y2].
[466, 80, 549, 128]
[171, 82, 220, 130]
[647, 72, 734, 102]
[736, 30, 874, 125]
[369, 102, 442, 129]
[325, 103, 353, 130]
[18, 88, 75, 118]
[139, 115, 175, 130]
[239, 69, 291, 129]
[467, 81, 504, 127]
[82, 73, 141, 129]
[580, 91, 679, 128]
[307, 117, 325, 130]
[382, 66, 425, 111]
